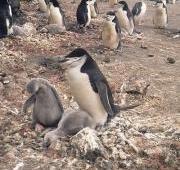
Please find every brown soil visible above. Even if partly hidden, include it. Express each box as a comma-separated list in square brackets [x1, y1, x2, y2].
[0, 0, 179, 169]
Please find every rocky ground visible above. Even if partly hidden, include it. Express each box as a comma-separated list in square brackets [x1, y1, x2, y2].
[0, 0, 179, 169]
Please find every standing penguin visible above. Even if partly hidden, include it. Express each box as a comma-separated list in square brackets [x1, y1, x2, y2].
[102, 11, 121, 49]
[0, 0, 13, 38]
[89, 0, 99, 18]
[132, 1, 147, 26]
[115, 1, 134, 35]
[47, 0, 66, 30]
[9, 0, 21, 17]
[38, 0, 48, 12]
[153, 0, 168, 29]
[76, 0, 93, 30]
[39, 48, 118, 126]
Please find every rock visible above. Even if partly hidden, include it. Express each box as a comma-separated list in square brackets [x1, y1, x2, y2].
[103, 56, 111, 63]
[0, 41, 5, 50]
[13, 25, 27, 36]
[148, 54, 154, 57]
[166, 57, 175, 64]
[121, 76, 150, 95]
[49, 166, 57, 170]
[140, 44, 148, 49]
[39, 27, 48, 33]
[71, 127, 108, 162]
[95, 157, 113, 170]
[2, 77, 10, 84]
[0, 82, 4, 93]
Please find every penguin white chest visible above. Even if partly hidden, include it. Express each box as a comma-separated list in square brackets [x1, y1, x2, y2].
[116, 9, 130, 34]
[86, 5, 91, 26]
[102, 21, 119, 49]
[6, 18, 13, 35]
[66, 67, 108, 125]
[38, 0, 47, 12]
[50, 6, 64, 27]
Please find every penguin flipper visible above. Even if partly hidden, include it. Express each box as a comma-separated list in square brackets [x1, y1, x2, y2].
[94, 2, 99, 14]
[95, 81, 114, 117]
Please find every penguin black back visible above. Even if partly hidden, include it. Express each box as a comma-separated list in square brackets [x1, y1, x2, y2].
[118, 1, 132, 19]
[0, 0, 13, 38]
[65, 48, 117, 115]
[132, 2, 142, 16]
[106, 11, 121, 33]
[76, 0, 89, 27]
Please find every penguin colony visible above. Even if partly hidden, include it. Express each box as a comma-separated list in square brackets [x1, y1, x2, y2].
[0, 0, 178, 146]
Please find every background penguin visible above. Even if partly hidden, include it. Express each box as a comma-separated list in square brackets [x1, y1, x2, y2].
[115, 1, 134, 35]
[38, 0, 48, 12]
[47, 0, 66, 30]
[39, 48, 118, 126]
[0, 0, 13, 38]
[109, 0, 118, 7]
[9, 0, 21, 17]
[102, 11, 121, 49]
[89, 0, 99, 18]
[76, 0, 93, 30]
[132, 1, 147, 26]
[153, 0, 168, 29]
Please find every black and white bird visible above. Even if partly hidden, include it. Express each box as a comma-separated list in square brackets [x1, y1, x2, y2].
[102, 11, 121, 49]
[115, 1, 134, 35]
[132, 1, 147, 25]
[40, 48, 118, 126]
[9, 0, 21, 17]
[76, 0, 94, 30]
[153, 0, 168, 29]
[89, 0, 99, 18]
[0, 0, 13, 38]
[38, 0, 48, 12]
[47, 0, 66, 30]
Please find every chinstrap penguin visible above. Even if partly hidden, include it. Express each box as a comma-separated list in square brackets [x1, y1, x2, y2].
[22, 78, 64, 130]
[76, 0, 94, 30]
[153, 0, 168, 29]
[47, 0, 66, 30]
[39, 48, 119, 126]
[102, 11, 121, 49]
[0, 0, 13, 38]
[9, 0, 21, 17]
[115, 1, 134, 35]
[132, 1, 147, 26]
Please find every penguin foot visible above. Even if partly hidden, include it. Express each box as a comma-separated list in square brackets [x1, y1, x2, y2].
[35, 123, 45, 133]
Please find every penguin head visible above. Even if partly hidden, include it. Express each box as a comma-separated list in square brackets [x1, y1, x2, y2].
[106, 11, 116, 21]
[27, 79, 40, 94]
[117, 1, 129, 10]
[58, 48, 91, 69]
[155, 0, 165, 8]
